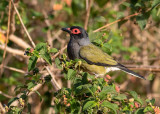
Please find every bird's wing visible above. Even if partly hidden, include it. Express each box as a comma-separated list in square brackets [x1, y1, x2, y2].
[79, 44, 117, 66]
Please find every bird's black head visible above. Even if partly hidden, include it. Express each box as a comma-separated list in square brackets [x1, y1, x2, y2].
[61, 26, 88, 39]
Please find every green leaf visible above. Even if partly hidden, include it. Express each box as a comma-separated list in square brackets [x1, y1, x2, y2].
[40, 49, 52, 65]
[146, 98, 155, 105]
[113, 94, 127, 100]
[55, 58, 62, 69]
[135, 108, 144, 114]
[136, 13, 150, 30]
[8, 97, 19, 106]
[28, 56, 38, 71]
[83, 101, 97, 111]
[143, 106, 154, 113]
[95, 0, 108, 7]
[35, 42, 52, 65]
[32, 50, 39, 57]
[27, 81, 36, 89]
[35, 90, 42, 101]
[152, 0, 160, 8]
[44, 75, 52, 82]
[129, 91, 143, 105]
[101, 101, 118, 114]
[147, 74, 154, 81]
[65, 69, 76, 80]
[99, 86, 116, 100]
[49, 48, 58, 53]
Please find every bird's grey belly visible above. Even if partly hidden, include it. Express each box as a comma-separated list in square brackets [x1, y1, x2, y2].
[67, 42, 81, 60]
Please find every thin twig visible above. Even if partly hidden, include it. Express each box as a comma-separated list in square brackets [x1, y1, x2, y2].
[0, 0, 12, 76]
[0, 44, 26, 57]
[11, 0, 35, 48]
[93, 12, 141, 32]
[0, 91, 13, 98]
[9, 34, 31, 49]
[84, 0, 93, 30]
[52, 45, 67, 59]
[45, 66, 61, 90]
[126, 65, 160, 72]
[3, 66, 26, 74]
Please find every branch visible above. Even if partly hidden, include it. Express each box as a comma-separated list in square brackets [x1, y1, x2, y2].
[93, 12, 141, 32]
[11, 0, 35, 48]
[84, 0, 93, 30]
[3, 66, 26, 74]
[9, 34, 31, 49]
[0, 91, 13, 99]
[0, 0, 12, 76]
[52, 45, 67, 59]
[0, 44, 26, 58]
[126, 65, 160, 72]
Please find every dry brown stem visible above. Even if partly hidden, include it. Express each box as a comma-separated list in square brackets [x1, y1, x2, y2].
[0, 0, 12, 76]
[0, 44, 26, 57]
[84, 0, 93, 30]
[93, 12, 141, 32]
[9, 34, 31, 49]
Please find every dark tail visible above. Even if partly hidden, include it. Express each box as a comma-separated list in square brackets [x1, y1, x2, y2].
[117, 63, 146, 80]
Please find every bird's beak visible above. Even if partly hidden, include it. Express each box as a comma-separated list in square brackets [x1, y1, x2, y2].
[61, 27, 71, 34]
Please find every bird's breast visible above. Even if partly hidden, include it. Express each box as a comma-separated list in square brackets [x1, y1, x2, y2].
[67, 40, 81, 60]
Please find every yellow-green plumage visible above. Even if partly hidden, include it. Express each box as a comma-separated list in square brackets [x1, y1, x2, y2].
[80, 44, 117, 65]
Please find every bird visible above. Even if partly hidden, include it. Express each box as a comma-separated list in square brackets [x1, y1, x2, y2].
[61, 26, 145, 80]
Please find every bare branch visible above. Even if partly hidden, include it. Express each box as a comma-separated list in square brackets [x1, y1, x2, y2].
[11, 0, 35, 48]
[3, 66, 26, 74]
[0, 0, 12, 76]
[0, 91, 13, 99]
[126, 65, 160, 72]
[84, 0, 93, 30]
[9, 34, 31, 49]
[0, 44, 26, 58]
[93, 12, 141, 32]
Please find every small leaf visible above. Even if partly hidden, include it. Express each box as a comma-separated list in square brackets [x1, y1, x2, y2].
[55, 58, 62, 69]
[146, 98, 155, 105]
[49, 48, 58, 53]
[35, 91, 42, 101]
[83, 101, 97, 111]
[65, 69, 76, 80]
[101, 101, 118, 113]
[113, 94, 127, 100]
[8, 97, 19, 106]
[147, 74, 154, 80]
[136, 13, 150, 30]
[44, 75, 52, 82]
[40, 50, 52, 65]
[27, 81, 36, 89]
[35, 42, 52, 65]
[129, 91, 143, 105]
[28, 56, 38, 71]
[99, 86, 116, 100]
[135, 108, 145, 114]
[143, 106, 154, 113]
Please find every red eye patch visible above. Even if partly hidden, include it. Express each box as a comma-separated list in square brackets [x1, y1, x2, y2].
[71, 28, 81, 34]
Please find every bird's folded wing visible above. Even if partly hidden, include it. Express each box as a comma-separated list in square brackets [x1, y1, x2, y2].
[79, 44, 117, 66]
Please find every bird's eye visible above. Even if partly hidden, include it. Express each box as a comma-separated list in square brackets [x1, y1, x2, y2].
[71, 28, 81, 34]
